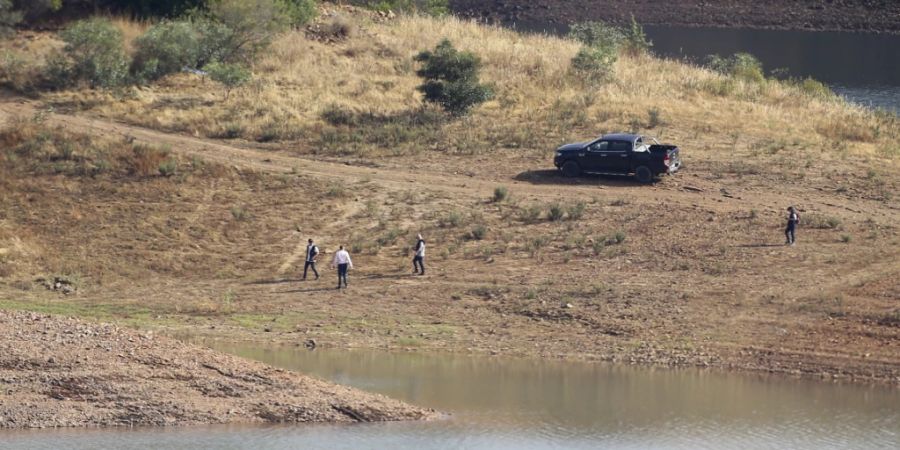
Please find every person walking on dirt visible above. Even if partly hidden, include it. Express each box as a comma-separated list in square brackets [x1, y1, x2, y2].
[412, 234, 426, 275]
[331, 245, 353, 289]
[302, 239, 319, 281]
[785, 206, 801, 245]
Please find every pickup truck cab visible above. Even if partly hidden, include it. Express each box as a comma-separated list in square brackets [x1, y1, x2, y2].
[553, 133, 681, 183]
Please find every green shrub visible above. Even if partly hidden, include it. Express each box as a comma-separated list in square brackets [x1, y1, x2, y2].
[613, 231, 626, 244]
[567, 202, 586, 220]
[568, 21, 623, 50]
[158, 158, 178, 176]
[492, 186, 508, 202]
[278, 0, 318, 27]
[414, 39, 493, 116]
[517, 205, 542, 223]
[132, 21, 201, 82]
[548, 203, 564, 221]
[792, 77, 836, 100]
[206, 61, 251, 98]
[470, 224, 487, 240]
[0, 0, 22, 36]
[571, 45, 617, 82]
[622, 15, 651, 56]
[53, 18, 129, 88]
[354, 0, 448, 16]
[206, 0, 289, 64]
[706, 52, 765, 83]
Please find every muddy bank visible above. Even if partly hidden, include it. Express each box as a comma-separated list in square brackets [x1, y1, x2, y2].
[0, 311, 435, 429]
[450, 0, 900, 34]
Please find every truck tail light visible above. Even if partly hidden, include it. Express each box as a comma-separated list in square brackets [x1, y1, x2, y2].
[663, 153, 670, 167]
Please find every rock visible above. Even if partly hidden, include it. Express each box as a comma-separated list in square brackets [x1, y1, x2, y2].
[304, 339, 317, 350]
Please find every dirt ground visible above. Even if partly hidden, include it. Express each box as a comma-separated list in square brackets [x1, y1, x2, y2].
[0, 310, 435, 429]
[1, 97, 897, 386]
[450, 0, 900, 34]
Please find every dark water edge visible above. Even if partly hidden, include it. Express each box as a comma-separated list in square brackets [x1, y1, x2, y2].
[506, 21, 900, 113]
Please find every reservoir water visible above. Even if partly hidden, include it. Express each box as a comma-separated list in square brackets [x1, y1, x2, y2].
[512, 22, 900, 113]
[4, 346, 898, 449]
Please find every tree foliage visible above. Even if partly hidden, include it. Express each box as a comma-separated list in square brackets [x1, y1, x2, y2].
[414, 39, 493, 116]
[54, 18, 129, 88]
[132, 20, 201, 82]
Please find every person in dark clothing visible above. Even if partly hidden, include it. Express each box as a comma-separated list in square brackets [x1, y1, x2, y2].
[302, 239, 319, 280]
[412, 234, 425, 275]
[785, 206, 800, 245]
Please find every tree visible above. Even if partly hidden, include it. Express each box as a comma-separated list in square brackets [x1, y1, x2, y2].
[132, 20, 201, 82]
[206, 0, 289, 63]
[0, 0, 22, 36]
[414, 39, 493, 116]
[206, 61, 250, 99]
[54, 18, 129, 88]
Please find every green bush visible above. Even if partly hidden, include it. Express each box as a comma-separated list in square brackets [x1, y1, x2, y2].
[278, 0, 318, 27]
[52, 18, 130, 88]
[206, 0, 289, 63]
[206, 61, 251, 97]
[571, 45, 617, 82]
[706, 52, 765, 83]
[792, 77, 836, 100]
[470, 224, 487, 240]
[568, 21, 623, 50]
[492, 186, 508, 202]
[547, 203, 564, 221]
[414, 39, 493, 116]
[132, 20, 201, 82]
[622, 15, 652, 56]
[0, 0, 22, 36]
[566, 202, 586, 220]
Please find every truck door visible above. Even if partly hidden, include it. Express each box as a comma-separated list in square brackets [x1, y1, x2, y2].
[582, 140, 610, 172]
[604, 140, 633, 173]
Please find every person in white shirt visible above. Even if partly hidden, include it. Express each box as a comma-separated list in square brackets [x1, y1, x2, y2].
[302, 238, 319, 281]
[412, 234, 426, 275]
[330, 245, 353, 289]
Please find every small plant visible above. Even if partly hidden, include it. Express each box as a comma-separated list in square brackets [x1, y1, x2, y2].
[567, 202, 586, 221]
[525, 236, 547, 257]
[706, 52, 765, 84]
[524, 289, 537, 300]
[622, 15, 652, 56]
[325, 183, 347, 198]
[231, 205, 248, 221]
[548, 203, 565, 221]
[206, 62, 251, 99]
[470, 225, 487, 240]
[570, 45, 617, 82]
[278, 0, 318, 27]
[647, 107, 664, 128]
[840, 234, 852, 243]
[517, 205, 542, 223]
[158, 158, 177, 177]
[612, 231, 626, 244]
[492, 186, 508, 203]
[414, 39, 494, 116]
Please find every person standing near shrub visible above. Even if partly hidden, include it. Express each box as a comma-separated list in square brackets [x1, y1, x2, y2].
[785, 206, 800, 245]
[412, 234, 426, 275]
[331, 245, 353, 289]
[302, 238, 319, 281]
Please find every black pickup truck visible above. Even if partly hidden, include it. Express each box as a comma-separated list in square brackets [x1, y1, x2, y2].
[553, 133, 681, 183]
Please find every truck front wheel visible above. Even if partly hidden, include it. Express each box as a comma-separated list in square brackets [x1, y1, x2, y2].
[562, 161, 581, 178]
[635, 166, 653, 183]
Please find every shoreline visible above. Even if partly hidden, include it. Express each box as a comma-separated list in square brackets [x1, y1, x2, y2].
[449, 0, 900, 35]
[0, 311, 436, 429]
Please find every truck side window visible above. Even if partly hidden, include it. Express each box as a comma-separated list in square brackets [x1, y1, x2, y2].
[609, 141, 631, 152]
[588, 141, 609, 152]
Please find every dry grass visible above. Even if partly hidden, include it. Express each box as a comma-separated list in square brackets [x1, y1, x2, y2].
[22, 10, 891, 168]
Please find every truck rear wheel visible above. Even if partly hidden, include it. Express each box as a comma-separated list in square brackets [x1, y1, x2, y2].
[635, 166, 653, 183]
[562, 161, 581, 177]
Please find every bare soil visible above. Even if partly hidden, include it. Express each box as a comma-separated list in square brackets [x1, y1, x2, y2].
[450, 0, 900, 34]
[0, 310, 435, 429]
